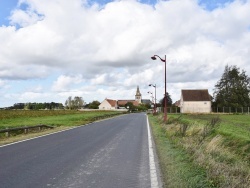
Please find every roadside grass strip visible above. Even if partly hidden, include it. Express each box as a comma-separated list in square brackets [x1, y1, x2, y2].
[149, 113, 250, 188]
[149, 115, 214, 188]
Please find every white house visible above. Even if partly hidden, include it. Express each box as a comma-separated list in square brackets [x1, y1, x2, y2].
[98, 99, 117, 110]
[180, 89, 211, 113]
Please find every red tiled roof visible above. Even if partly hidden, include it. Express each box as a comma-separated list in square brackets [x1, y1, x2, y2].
[182, 89, 210, 101]
[117, 100, 139, 106]
[106, 99, 117, 107]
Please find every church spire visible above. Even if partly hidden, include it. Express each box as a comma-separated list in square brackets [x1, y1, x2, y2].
[135, 86, 142, 103]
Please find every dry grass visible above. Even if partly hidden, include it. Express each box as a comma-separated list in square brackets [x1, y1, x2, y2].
[155, 114, 250, 187]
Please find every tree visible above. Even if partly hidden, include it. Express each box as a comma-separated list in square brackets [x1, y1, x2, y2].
[213, 65, 250, 108]
[88, 100, 100, 109]
[73, 96, 84, 109]
[65, 96, 84, 109]
[137, 103, 150, 111]
[160, 92, 172, 107]
[125, 102, 136, 112]
[65, 96, 73, 109]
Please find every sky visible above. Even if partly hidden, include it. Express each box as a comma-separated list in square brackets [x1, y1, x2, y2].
[0, 0, 250, 107]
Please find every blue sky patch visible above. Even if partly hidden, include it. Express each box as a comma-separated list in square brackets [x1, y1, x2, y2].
[0, 0, 236, 26]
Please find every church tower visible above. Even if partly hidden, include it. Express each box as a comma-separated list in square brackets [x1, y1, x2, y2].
[135, 86, 142, 103]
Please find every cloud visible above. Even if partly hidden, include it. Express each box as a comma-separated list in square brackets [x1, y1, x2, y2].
[10, 8, 44, 27]
[0, 0, 250, 107]
[52, 75, 85, 92]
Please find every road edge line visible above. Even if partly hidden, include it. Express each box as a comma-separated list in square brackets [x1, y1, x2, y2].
[0, 126, 83, 148]
[147, 115, 160, 188]
[0, 114, 127, 148]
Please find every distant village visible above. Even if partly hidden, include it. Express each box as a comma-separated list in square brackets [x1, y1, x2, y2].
[3, 86, 213, 114]
[98, 86, 212, 113]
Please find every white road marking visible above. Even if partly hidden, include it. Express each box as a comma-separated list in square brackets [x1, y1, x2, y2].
[0, 115, 126, 148]
[0, 124, 91, 148]
[146, 115, 159, 188]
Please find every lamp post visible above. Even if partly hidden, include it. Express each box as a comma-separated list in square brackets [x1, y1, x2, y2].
[149, 84, 156, 114]
[147, 91, 154, 102]
[147, 91, 154, 113]
[151, 55, 167, 122]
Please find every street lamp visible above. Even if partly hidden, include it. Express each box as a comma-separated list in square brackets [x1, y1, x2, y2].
[151, 55, 167, 122]
[147, 91, 154, 113]
[147, 91, 154, 102]
[149, 84, 156, 114]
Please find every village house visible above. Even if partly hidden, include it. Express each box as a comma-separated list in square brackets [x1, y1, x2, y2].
[98, 99, 117, 110]
[180, 89, 211, 113]
[98, 86, 151, 110]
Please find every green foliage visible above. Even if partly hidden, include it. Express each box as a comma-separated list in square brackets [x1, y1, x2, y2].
[137, 103, 150, 111]
[65, 96, 84, 109]
[125, 102, 136, 111]
[149, 115, 213, 188]
[150, 114, 250, 187]
[213, 65, 250, 108]
[201, 116, 221, 141]
[159, 92, 173, 107]
[7, 102, 63, 110]
[88, 100, 100, 109]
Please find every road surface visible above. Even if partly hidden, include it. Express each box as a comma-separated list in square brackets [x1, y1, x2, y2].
[0, 113, 159, 188]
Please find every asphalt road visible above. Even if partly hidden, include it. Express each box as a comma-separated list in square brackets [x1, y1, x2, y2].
[0, 113, 154, 188]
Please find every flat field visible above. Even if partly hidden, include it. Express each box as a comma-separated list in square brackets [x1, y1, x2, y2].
[0, 110, 124, 129]
[149, 113, 250, 188]
[0, 110, 125, 145]
[184, 114, 250, 141]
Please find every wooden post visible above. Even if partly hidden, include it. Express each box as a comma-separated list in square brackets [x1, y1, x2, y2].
[5, 128, 9, 137]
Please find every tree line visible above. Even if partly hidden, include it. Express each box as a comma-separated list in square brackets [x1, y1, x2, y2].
[5, 98, 101, 110]
[7, 102, 64, 110]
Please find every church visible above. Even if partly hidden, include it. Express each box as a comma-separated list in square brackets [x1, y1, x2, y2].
[98, 86, 151, 110]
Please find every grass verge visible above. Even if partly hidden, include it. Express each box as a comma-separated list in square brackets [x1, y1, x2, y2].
[149, 113, 250, 188]
[149, 114, 213, 188]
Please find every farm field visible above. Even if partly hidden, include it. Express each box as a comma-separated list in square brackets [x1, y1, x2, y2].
[0, 110, 125, 145]
[149, 113, 250, 188]
[0, 110, 124, 129]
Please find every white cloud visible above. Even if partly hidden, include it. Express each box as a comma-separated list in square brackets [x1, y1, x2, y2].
[52, 75, 84, 92]
[10, 9, 43, 27]
[0, 0, 250, 107]
[124, 69, 154, 86]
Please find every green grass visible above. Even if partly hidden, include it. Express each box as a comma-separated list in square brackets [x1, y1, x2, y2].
[184, 114, 250, 141]
[0, 110, 124, 129]
[149, 115, 214, 188]
[149, 113, 250, 188]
